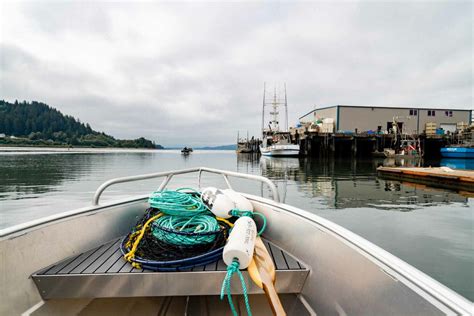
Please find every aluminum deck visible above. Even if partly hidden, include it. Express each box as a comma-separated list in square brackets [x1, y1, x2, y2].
[32, 237, 309, 299]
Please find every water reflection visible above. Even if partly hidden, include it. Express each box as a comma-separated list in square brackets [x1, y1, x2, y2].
[259, 156, 303, 203]
[441, 158, 474, 170]
[256, 156, 468, 211]
[379, 157, 422, 167]
[0, 153, 94, 200]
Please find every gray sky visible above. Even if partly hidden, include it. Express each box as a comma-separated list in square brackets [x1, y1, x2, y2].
[1, 1, 472, 146]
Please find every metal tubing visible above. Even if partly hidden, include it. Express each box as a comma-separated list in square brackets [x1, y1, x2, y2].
[198, 169, 203, 190]
[222, 175, 233, 190]
[92, 167, 280, 205]
[157, 175, 173, 191]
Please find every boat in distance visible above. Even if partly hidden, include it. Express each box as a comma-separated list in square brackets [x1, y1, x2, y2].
[0, 167, 471, 315]
[181, 147, 193, 154]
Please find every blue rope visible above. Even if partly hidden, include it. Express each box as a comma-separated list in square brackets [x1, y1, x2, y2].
[220, 259, 252, 316]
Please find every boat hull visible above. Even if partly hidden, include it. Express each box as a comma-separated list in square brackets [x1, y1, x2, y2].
[0, 167, 470, 315]
[260, 145, 300, 157]
[441, 147, 474, 159]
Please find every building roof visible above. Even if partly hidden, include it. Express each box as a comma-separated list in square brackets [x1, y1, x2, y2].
[299, 104, 471, 119]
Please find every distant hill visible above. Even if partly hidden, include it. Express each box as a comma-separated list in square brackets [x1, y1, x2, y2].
[0, 100, 163, 149]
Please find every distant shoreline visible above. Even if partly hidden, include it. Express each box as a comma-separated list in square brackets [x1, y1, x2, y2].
[0, 146, 162, 153]
[0, 146, 235, 153]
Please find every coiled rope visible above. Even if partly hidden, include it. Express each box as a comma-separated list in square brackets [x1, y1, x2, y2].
[151, 214, 220, 245]
[124, 213, 163, 267]
[148, 188, 208, 216]
[124, 188, 232, 269]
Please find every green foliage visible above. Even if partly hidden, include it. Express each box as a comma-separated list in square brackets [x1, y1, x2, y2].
[0, 100, 162, 149]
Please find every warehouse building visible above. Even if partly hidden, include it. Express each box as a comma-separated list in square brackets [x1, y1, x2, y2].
[299, 105, 472, 134]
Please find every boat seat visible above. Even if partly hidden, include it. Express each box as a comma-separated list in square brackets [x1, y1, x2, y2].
[31, 237, 309, 299]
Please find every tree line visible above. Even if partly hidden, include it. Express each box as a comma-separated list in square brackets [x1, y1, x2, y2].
[0, 100, 162, 149]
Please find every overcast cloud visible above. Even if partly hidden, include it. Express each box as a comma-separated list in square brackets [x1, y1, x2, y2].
[0, 1, 472, 146]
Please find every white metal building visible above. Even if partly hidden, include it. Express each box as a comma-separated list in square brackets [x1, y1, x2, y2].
[299, 105, 472, 134]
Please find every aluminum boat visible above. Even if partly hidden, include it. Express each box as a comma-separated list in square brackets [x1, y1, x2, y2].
[0, 168, 471, 315]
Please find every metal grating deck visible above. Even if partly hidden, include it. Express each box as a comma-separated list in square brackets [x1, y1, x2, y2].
[32, 237, 309, 299]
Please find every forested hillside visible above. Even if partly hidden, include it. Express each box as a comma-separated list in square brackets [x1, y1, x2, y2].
[0, 100, 162, 148]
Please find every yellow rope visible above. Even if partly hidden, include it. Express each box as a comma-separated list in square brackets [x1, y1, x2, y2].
[124, 213, 163, 267]
[216, 217, 234, 228]
[124, 214, 232, 269]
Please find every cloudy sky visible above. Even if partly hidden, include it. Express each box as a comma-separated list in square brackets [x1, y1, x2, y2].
[1, 1, 472, 146]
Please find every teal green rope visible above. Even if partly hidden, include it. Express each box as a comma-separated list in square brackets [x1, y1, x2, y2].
[229, 210, 267, 235]
[220, 210, 268, 316]
[148, 189, 209, 216]
[220, 259, 252, 316]
[151, 214, 219, 245]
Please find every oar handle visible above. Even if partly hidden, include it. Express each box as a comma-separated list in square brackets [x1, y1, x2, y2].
[263, 282, 287, 316]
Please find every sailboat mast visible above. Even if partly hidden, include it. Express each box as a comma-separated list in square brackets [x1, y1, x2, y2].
[271, 86, 279, 132]
[284, 83, 288, 132]
[261, 82, 266, 140]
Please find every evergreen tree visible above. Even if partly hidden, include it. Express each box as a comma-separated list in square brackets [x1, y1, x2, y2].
[0, 100, 160, 149]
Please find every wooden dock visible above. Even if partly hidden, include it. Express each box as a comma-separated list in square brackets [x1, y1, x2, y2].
[377, 167, 474, 193]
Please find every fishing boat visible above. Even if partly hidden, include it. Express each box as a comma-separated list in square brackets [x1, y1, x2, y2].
[383, 138, 421, 159]
[0, 167, 470, 315]
[260, 133, 300, 157]
[260, 84, 300, 157]
[181, 147, 193, 154]
[236, 131, 255, 154]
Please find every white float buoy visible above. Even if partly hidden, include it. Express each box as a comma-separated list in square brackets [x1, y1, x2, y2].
[222, 189, 253, 212]
[201, 187, 235, 218]
[223, 216, 257, 269]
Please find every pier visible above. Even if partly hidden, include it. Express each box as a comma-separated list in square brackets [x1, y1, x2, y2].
[293, 132, 461, 158]
[377, 167, 474, 193]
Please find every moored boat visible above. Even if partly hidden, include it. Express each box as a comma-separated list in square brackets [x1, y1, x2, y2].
[260, 142, 300, 157]
[260, 84, 300, 157]
[441, 146, 474, 159]
[0, 167, 471, 315]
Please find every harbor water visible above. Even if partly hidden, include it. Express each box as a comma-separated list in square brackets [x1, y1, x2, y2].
[0, 149, 472, 301]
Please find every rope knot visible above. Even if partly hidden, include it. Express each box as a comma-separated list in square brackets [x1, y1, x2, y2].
[229, 209, 253, 218]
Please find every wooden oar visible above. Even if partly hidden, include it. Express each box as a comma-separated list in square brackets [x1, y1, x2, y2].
[248, 237, 286, 316]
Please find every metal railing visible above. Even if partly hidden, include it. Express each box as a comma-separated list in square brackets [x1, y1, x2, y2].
[92, 167, 280, 205]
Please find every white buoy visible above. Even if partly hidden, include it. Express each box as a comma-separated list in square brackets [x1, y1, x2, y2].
[223, 216, 257, 269]
[201, 187, 235, 218]
[223, 189, 253, 212]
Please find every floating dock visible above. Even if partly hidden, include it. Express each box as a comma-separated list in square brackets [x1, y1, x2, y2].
[377, 167, 474, 193]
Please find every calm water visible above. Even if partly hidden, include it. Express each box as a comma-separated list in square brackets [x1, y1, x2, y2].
[0, 149, 472, 301]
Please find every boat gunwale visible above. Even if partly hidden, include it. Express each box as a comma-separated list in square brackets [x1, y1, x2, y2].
[0, 195, 150, 239]
[1, 167, 281, 239]
[245, 194, 473, 314]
